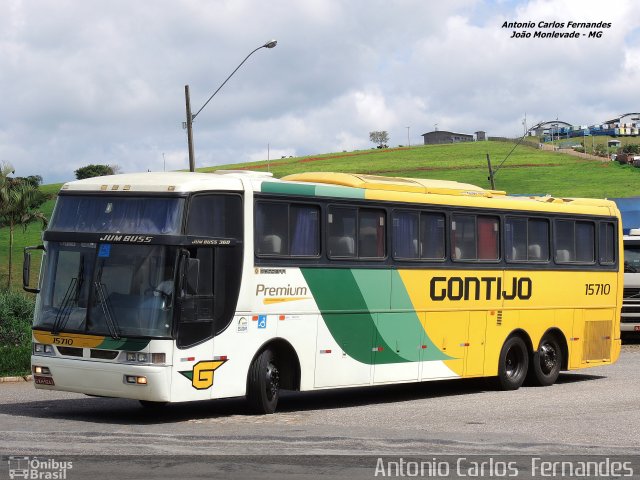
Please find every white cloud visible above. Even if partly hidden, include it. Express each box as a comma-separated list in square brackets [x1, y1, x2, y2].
[1, 0, 639, 182]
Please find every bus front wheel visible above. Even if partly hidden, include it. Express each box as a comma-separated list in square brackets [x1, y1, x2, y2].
[247, 349, 280, 414]
[496, 336, 529, 390]
[527, 334, 562, 386]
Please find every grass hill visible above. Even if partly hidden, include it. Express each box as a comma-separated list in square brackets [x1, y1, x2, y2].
[3, 140, 640, 291]
[203, 140, 640, 198]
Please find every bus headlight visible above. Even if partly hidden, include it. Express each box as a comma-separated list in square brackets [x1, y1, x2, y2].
[124, 375, 148, 385]
[124, 352, 165, 364]
[33, 343, 54, 355]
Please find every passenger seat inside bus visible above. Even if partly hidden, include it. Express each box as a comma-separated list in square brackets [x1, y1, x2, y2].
[261, 234, 283, 254]
[329, 236, 354, 256]
[528, 244, 542, 260]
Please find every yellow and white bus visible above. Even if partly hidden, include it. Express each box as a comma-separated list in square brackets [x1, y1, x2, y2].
[24, 170, 622, 413]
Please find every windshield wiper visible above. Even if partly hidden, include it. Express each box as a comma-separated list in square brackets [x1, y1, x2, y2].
[52, 277, 79, 335]
[625, 261, 638, 273]
[93, 282, 121, 339]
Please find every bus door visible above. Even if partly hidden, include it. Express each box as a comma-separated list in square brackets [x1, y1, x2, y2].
[171, 248, 217, 401]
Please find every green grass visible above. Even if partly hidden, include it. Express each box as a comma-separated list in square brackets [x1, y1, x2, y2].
[204, 141, 640, 198]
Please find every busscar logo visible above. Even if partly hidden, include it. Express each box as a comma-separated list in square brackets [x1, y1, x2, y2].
[8, 456, 73, 479]
[257, 268, 286, 275]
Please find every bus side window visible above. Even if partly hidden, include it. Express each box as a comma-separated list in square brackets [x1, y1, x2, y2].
[599, 222, 616, 264]
[555, 220, 595, 264]
[187, 194, 243, 237]
[328, 207, 357, 258]
[420, 212, 445, 260]
[359, 209, 385, 258]
[506, 217, 549, 262]
[393, 211, 419, 259]
[256, 202, 289, 255]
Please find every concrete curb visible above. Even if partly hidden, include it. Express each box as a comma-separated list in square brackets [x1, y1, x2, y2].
[0, 375, 32, 383]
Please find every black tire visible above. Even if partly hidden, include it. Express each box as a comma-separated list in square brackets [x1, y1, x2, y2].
[246, 349, 280, 414]
[495, 336, 529, 390]
[527, 334, 562, 386]
[139, 400, 167, 408]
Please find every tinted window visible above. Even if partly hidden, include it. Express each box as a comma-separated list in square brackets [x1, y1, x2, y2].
[420, 213, 446, 259]
[505, 217, 549, 262]
[452, 214, 499, 261]
[393, 211, 419, 259]
[256, 202, 320, 257]
[392, 210, 444, 260]
[51, 196, 185, 234]
[328, 207, 356, 258]
[328, 207, 385, 260]
[599, 222, 616, 264]
[187, 194, 242, 237]
[555, 220, 595, 263]
[256, 202, 289, 255]
[290, 205, 320, 256]
[359, 209, 385, 258]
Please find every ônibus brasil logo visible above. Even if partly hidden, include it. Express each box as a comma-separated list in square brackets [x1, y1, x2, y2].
[8, 456, 73, 479]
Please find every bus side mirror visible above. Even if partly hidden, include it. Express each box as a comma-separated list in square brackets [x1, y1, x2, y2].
[23, 245, 45, 294]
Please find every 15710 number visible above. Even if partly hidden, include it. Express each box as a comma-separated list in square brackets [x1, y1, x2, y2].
[585, 283, 611, 295]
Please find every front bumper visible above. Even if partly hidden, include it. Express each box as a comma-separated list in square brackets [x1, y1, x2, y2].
[31, 355, 172, 402]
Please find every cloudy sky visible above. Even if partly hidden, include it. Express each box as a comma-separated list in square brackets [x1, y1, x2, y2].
[2, 0, 640, 183]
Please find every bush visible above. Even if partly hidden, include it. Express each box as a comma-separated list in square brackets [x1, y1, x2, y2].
[0, 290, 34, 346]
[0, 344, 31, 376]
[0, 290, 34, 376]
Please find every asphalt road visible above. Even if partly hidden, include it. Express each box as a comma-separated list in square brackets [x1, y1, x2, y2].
[1, 345, 639, 479]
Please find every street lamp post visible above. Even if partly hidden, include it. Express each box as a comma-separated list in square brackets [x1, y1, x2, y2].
[184, 39, 277, 172]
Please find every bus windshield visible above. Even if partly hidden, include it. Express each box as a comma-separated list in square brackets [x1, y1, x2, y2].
[34, 242, 178, 338]
[624, 244, 640, 273]
[50, 196, 184, 234]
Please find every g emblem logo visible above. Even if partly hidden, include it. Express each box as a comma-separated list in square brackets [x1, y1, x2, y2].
[191, 360, 227, 390]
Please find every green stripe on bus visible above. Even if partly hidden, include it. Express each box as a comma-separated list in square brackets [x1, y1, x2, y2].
[301, 268, 450, 364]
[301, 268, 405, 364]
[261, 181, 365, 199]
[261, 182, 317, 196]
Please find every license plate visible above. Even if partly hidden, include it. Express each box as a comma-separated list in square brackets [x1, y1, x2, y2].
[635, 326, 640, 332]
[34, 376, 55, 386]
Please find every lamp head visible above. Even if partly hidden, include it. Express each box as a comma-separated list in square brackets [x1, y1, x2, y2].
[264, 39, 277, 48]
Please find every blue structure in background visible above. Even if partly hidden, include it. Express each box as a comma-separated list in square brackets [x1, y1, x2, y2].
[611, 198, 640, 234]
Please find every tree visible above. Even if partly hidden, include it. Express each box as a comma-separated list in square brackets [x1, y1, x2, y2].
[369, 131, 389, 148]
[74, 164, 115, 180]
[108, 164, 123, 175]
[622, 144, 640, 154]
[593, 144, 608, 157]
[0, 163, 48, 290]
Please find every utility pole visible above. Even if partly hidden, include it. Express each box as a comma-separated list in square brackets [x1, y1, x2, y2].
[185, 85, 196, 172]
[406, 126, 410, 147]
[184, 39, 277, 172]
[486, 153, 496, 190]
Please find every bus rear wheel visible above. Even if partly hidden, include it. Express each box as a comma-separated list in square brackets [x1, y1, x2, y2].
[527, 334, 562, 386]
[496, 336, 529, 390]
[247, 349, 280, 414]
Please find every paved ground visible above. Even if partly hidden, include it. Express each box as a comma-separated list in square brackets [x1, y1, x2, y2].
[1, 345, 639, 460]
